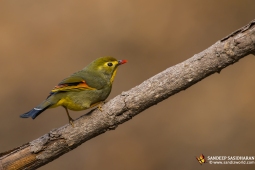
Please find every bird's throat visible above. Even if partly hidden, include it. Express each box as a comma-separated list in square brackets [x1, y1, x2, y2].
[110, 68, 118, 83]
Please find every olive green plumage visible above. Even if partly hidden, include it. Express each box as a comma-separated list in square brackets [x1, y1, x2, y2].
[20, 56, 127, 126]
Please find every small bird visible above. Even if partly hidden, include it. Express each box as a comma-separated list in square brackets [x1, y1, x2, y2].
[20, 57, 127, 126]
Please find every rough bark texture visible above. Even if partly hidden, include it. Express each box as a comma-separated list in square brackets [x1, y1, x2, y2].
[1, 19, 255, 170]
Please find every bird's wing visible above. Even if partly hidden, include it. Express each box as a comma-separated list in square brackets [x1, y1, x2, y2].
[51, 76, 96, 93]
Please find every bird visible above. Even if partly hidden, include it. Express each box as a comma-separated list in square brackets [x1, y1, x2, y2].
[20, 56, 127, 127]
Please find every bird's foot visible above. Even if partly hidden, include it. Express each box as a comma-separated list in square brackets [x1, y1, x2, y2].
[98, 105, 103, 112]
[69, 118, 74, 127]
[97, 101, 107, 112]
[90, 101, 105, 112]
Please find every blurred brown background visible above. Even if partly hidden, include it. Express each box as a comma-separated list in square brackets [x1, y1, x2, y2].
[1, 0, 255, 169]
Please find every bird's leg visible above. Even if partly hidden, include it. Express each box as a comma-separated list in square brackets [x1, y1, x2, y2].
[64, 107, 74, 127]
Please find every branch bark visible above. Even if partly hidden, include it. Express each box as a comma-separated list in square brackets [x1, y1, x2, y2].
[1, 19, 255, 170]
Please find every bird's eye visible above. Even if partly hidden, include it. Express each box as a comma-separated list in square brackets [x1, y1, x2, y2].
[107, 62, 113, 67]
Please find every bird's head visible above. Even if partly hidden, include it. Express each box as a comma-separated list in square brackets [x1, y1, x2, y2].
[87, 56, 127, 83]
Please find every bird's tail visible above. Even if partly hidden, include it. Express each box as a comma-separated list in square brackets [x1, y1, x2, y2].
[20, 100, 52, 119]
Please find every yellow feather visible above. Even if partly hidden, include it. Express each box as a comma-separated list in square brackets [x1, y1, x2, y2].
[50, 97, 86, 111]
[110, 68, 118, 83]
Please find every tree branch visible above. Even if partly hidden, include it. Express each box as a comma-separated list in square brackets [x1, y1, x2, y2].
[1, 19, 255, 170]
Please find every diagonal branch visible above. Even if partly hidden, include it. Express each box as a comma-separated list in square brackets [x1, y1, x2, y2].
[1, 19, 255, 170]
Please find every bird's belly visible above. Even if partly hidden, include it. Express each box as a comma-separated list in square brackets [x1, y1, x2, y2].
[54, 97, 87, 111]
[57, 98, 88, 111]
[51, 89, 111, 111]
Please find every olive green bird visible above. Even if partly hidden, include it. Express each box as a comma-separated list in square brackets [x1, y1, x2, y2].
[20, 57, 127, 126]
